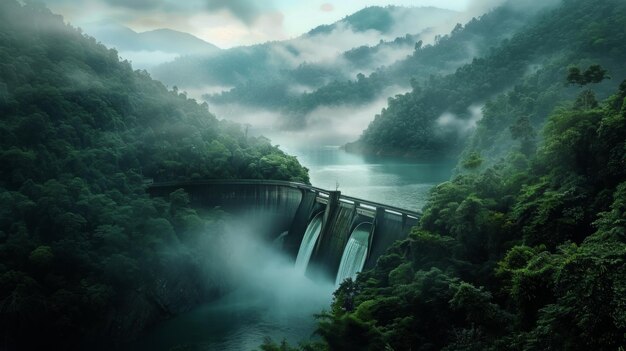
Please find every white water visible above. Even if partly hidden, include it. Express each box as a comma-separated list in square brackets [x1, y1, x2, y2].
[335, 223, 372, 286]
[294, 212, 324, 273]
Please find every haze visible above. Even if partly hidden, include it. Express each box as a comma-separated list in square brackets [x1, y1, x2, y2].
[44, 0, 491, 47]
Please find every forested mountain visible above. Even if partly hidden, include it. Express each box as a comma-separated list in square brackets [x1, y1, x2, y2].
[0, 1, 307, 349]
[151, 6, 457, 98]
[172, 3, 545, 130]
[263, 46, 626, 351]
[279, 3, 538, 127]
[348, 0, 626, 158]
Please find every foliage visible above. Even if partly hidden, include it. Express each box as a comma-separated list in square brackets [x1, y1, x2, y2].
[278, 78, 626, 350]
[351, 0, 626, 158]
[0, 1, 309, 349]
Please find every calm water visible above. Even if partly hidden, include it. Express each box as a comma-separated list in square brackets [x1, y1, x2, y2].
[286, 146, 456, 212]
[127, 146, 455, 351]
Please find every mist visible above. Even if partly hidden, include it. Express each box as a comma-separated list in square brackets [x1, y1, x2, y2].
[208, 85, 409, 148]
[436, 104, 484, 138]
[137, 214, 336, 350]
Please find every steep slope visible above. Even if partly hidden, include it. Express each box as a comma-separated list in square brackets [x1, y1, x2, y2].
[0, 2, 307, 350]
[279, 3, 538, 127]
[307, 77, 626, 351]
[348, 0, 626, 158]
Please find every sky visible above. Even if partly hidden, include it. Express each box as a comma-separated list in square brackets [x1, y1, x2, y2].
[42, 0, 475, 48]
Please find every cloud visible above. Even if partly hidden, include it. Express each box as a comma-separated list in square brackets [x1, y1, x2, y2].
[436, 104, 484, 137]
[205, 0, 269, 25]
[320, 3, 334, 12]
[207, 85, 410, 147]
[104, 0, 163, 10]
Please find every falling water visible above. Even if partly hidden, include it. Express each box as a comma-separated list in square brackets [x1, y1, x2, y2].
[294, 212, 324, 274]
[335, 223, 372, 286]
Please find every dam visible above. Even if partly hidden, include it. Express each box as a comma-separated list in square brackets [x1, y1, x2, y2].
[147, 180, 421, 283]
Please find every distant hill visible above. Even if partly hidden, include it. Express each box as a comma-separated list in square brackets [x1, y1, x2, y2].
[151, 6, 458, 91]
[204, 3, 535, 127]
[83, 23, 220, 56]
[0, 1, 307, 349]
[348, 0, 626, 158]
[309, 6, 455, 36]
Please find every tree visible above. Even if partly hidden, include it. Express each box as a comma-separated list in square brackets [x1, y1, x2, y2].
[567, 64, 610, 86]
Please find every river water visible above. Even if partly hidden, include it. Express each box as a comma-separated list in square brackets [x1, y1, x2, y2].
[127, 146, 455, 351]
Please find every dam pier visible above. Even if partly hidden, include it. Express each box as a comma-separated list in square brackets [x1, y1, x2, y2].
[148, 180, 421, 283]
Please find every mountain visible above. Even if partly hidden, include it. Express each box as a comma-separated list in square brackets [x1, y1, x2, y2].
[204, 3, 541, 131]
[262, 0, 626, 349]
[151, 6, 458, 92]
[82, 23, 220, 69]
[295, 81, 626, 350]
[308, 6, 456, 36]
[0, 1, 306, 349]
[346, 0, 626, 158]
[84, 23, 220, 55]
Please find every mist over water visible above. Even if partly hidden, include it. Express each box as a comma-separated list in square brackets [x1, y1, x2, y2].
[126, 219, 334, 351]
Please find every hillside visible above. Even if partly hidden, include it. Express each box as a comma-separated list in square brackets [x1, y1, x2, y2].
[151, 6, 457, 92]
[198, 3, 545, 132]
[347, 0, 626, 158]
[262, 0, 626, 346]
[282, 76, 626, 351]
[0, 1, 307, 350]
[276, 3, 538, 127]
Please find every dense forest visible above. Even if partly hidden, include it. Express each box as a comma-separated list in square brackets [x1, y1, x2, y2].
[0, 1, 308, 349]
[262, 68, 626, 351]
[259, 0, 626, 349]
[203, 4, 536, 129]
[3, 0, 626, 350]
[350, 0, 626, 158]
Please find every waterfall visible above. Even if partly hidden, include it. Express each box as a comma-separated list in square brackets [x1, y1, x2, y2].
[335, 223, 372, 286]
[294, 212, 324, 274]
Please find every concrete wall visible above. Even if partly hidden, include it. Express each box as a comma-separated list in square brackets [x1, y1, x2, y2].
[147, 180, 421, 280]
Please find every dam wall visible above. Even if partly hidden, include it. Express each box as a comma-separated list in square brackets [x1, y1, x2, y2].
[147, 180, 420, 281]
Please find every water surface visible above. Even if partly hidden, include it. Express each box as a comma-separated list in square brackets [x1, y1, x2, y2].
[285, 146, 456, 212]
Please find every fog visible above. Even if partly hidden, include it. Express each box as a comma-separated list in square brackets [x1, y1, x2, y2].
[139, 215, 336, 349]
[211, 219, 334, 307]
[436, 104, 484, 137]
[118, 50, 180, 69]
[208, 85, 409, 147]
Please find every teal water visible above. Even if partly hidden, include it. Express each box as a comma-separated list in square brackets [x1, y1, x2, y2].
[287, 146, 456, 212]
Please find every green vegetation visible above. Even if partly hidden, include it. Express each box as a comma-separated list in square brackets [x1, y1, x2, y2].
[263, 75, 626, 350]
[208, 4, 532, 128]
[0, 1, 308, 349]
[350, 0, 626, 158]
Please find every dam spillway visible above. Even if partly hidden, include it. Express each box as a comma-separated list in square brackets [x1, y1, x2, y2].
[147, 180, 421, 282]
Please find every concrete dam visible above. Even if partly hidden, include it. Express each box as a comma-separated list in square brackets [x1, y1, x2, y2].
[147, 180, 421, 283]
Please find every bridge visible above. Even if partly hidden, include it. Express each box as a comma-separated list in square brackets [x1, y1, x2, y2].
[147, 180, 421, 282]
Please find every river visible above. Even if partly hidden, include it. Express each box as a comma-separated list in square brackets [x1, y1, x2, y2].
[126, 146, 455, 351]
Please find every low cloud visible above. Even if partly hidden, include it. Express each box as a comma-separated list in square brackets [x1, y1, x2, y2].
[117, 50, 180, 70]
[436, 104, 484, 136]
[207, 85, 410, 147]
[104, 0, 163, 10]
[205, 0, 271, 25]
[320, 3, 334, 12]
